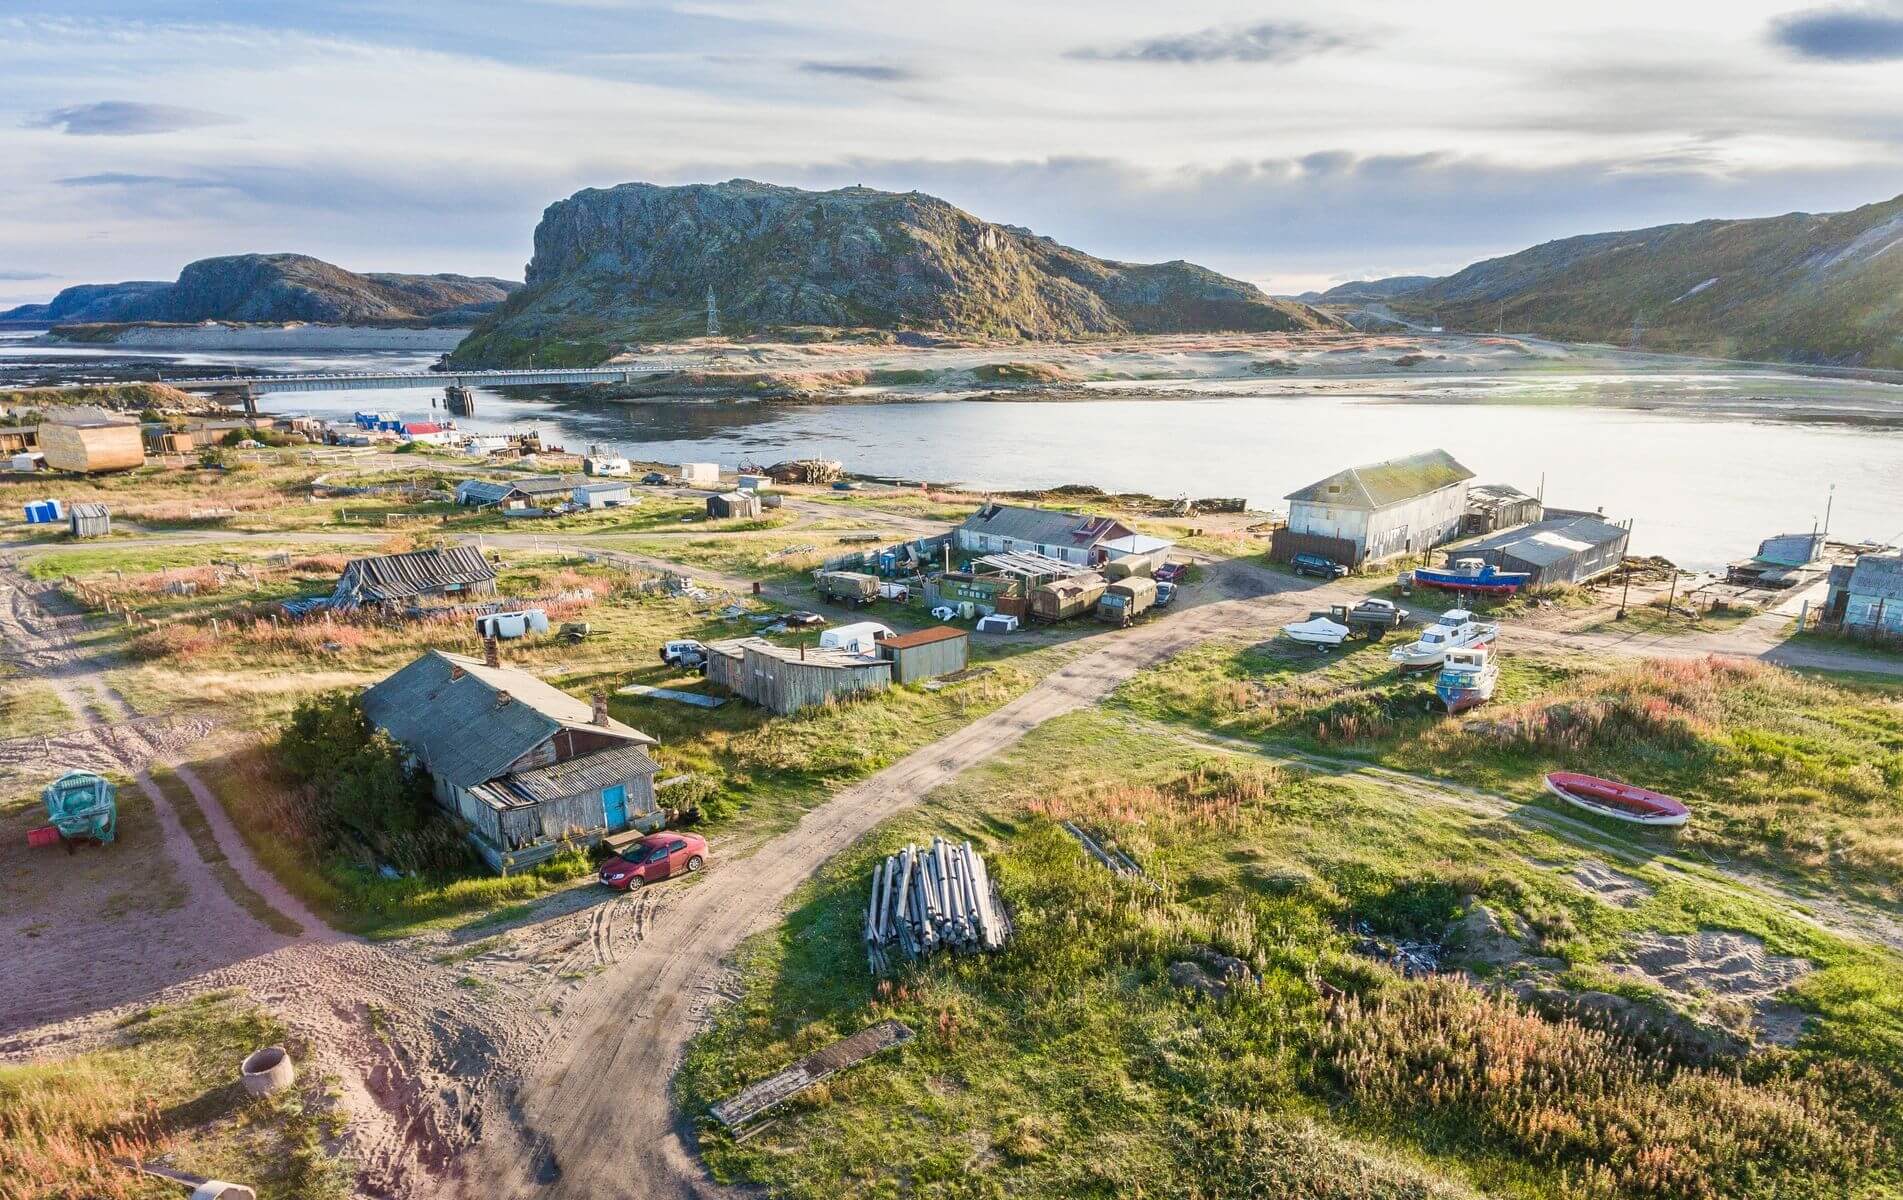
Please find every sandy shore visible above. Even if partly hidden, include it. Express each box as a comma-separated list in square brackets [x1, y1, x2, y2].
[39, 323, 470, 352]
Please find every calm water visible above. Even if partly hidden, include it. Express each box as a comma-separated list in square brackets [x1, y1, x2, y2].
[7, 333, 1901, 571]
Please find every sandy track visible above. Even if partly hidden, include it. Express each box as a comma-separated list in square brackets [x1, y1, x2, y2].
[460, 594, 1268, 1199]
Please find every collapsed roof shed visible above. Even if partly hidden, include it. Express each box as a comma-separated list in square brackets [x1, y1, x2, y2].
[330, 545, 498, 610]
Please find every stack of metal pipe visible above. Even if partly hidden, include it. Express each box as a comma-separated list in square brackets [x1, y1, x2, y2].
[864, 838, 1011, 974]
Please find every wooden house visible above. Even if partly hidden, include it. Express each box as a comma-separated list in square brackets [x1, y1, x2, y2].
[703, 637, 891, 714]
[1273, 449, 1473, 567]
[362, 647, 663, 873]
[329, 546, 498, 611]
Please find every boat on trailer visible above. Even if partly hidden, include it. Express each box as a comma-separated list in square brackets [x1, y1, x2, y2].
[1543, 772, 1690, 827]
[1389, 609, 1498, 670]
[1282, 616, 1351, 647]
[1434, 646, 1499, 713]
[1412, 557, 1532, 595]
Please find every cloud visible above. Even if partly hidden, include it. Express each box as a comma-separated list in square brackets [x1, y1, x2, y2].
[798, 60, 916, 82]
[1071, 21, 1350, 65]
[56, 172, 237, 189]
[0, 269, 55, 281]
[1770, 5, 1903, 61]
[27, 101, 237, 136]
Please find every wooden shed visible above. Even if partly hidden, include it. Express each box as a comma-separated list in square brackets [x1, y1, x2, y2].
[708, 491, 762, 520]
[876, 626, 968, 684]
[148, 430, 195, 455]
[67, 502, 111, 539]
[704, 637, 890, 714]
[39, 408, 144, 474]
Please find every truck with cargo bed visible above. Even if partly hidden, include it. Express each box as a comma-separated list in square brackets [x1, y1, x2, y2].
[1096, 576, 1157, 627]
[815, 570, 881, 608]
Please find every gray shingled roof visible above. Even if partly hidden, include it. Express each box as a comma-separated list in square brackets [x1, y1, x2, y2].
[1286, 449, 1474, 508]
[1460, 514, 1628, 567]
[362, 650, 655, 789]
[455, 479, 521, 505]
[1846, 553, 1903, 602]
[333, 546, 497, 605]
[959, 503, 1127, 548]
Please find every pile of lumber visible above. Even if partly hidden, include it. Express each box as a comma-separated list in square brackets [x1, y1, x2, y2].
[864, 838, 1010, 974]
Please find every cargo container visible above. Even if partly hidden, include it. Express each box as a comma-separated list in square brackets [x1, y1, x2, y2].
[1096, 576, 1158, 626]
[1102, 555, 1154, 582]
[816, 570, 881, 607]
[1029, 572, 1107, 621]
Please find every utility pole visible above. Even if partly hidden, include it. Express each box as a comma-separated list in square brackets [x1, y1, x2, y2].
[1630, 313, 1644, 351]
[1617, 520, 1634, 619]
[706, 286, 720, 338]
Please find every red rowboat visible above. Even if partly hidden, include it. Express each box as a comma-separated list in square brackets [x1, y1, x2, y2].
[1543, 772, 1689, 827]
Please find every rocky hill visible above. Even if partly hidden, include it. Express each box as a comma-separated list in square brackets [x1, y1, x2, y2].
[1389, 194, 1903, 368]
[1, 255, 519, 326]
[1294, 276, 1438, 303]
[452, 180, 1339, 365]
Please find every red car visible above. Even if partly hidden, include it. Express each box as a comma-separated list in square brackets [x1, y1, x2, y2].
[598, 832, 708, 889]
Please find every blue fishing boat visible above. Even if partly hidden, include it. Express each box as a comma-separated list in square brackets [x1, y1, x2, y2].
[1434, 647, 1500, 713]
[1411, 556, 1532, 595]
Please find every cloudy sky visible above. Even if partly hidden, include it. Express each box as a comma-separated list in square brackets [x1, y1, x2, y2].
[3, 0, 1901, 305]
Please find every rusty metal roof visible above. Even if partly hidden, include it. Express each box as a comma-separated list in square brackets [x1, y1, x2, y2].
[878, 626, 967, 650]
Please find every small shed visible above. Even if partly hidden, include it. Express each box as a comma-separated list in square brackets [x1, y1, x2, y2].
[704, 637, 891, 714]
[1452, 513, 1631, 587]
[573, 481, 636, 510]
[330, 546, 499, 611]
[737, 473, 771, 492]
[38, 407, 144, 474]
[455, 478, 525, 508]
[147, 430, 195, 455]
[877, 627, 968, 684]
[1462, 483, 1543, 534]
[68, 502, 110, 539]
[680, 462, 722, 485]
[1825, 553, 1903, 633]
[1096, 533, 1175, 562]
[708, 491, 762, 520]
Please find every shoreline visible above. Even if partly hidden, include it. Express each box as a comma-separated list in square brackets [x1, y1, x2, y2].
[35, 323, 470, 352]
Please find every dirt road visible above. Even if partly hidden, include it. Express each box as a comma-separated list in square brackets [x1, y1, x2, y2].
[462, 594, 1269, 1198]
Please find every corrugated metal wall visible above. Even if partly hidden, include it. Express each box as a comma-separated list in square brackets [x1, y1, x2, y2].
[886, 636, 967, 683]
[741, 647, 891, 714]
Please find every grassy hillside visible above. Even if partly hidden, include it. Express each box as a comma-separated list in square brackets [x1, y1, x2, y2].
[1393, 193, 1903, 368]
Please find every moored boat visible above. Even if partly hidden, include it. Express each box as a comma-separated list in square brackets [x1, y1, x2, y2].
[1434, 646, 1499, 713]
[1413, 557, 1532, 595]
[1543, 772, 1690, 827]
[1389, 609, 1498, 670]
[1282, 616, 1351, 647]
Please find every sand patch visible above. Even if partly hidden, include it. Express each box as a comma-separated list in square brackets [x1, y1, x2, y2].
[1568, 859, 1653, 907]
[1614, 930, 1812, 1046]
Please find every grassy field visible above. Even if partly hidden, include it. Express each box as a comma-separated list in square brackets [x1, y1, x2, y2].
[0, 991, 350, 1200]
[1113, 636, 1903, 905]
[680, 710, 1903, 1200]
[0, 677, 75, 740]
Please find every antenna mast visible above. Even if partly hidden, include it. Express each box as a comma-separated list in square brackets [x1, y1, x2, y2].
[706, 285, 720, 338]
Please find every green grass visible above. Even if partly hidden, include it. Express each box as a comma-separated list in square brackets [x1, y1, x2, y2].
[681, 710, 1903, 1199]
[0, 990, 352, 1200]
[0, 679, 76, 740]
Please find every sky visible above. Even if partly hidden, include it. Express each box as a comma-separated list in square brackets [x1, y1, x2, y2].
[3, 0, 1902, 306]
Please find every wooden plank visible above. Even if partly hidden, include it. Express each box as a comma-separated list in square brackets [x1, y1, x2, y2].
[709, 1020, 913, 1130]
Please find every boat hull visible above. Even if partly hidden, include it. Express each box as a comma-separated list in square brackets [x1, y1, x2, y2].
[1543, 773, 1689, 827]
[1436, 683, 1493, 713]
[1413, 567, 1531, 594]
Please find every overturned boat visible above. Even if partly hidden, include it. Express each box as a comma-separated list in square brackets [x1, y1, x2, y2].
[1412, 557, 1531, 595]
[1389, 609, 1498, 670]
[1544, 772, 1690, 827]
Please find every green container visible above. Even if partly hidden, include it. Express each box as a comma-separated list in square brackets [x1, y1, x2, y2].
[43, 771, 117, 844]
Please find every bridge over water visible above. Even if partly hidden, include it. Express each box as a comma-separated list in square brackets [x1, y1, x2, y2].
[163, 361, 700, 395]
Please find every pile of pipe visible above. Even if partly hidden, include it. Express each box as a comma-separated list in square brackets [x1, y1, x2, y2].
[864, 838, 1010, 974]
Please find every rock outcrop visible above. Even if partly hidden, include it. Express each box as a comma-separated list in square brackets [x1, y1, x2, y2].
[1, 255, 519, 326]
[452, 180, 1340, 365]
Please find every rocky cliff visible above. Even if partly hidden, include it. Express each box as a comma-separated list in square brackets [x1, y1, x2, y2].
[1, 255, 519, 326]
[1390, 194, 1903, 368]
[452, 180, 1338, 365]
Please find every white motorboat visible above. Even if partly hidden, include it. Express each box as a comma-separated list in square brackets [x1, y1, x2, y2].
[1283, 616, 1351, 647]
[1388, 608, 1498, 670]
[1434, 646, 1500, 713]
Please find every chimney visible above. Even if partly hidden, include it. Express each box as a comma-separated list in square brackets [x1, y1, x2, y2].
[483, 636, 500, 668]
[592, 692, 610, 727]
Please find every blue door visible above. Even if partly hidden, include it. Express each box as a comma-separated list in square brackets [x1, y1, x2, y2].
[601, 785, 628, 829]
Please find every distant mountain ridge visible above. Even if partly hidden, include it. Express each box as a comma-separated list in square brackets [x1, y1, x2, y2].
[1294, 276, 1439, 303]
[1381, 194, 1903, 368]
[1, 254, 520, 326]
[453, 179, 1341, 365]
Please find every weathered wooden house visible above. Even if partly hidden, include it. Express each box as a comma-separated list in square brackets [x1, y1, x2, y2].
[39, 408, 145, 474]
[703, 637, 892, 714]
[362, 647, 663, 873]
[876, 627, 968, 683]
[1461, 483, 1543, 535]
[955, 503, 1132, 567]
[1825, 552, 1903, 635]
[1274, 449, 1474, 567]
[329, 546, 498, 611]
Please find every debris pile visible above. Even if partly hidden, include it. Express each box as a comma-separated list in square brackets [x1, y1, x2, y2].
[864, 838, 1011, 973]
[762, 459, 843, 485]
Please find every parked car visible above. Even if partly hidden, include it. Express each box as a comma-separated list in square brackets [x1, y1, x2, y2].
[598, 832, 708, 890]
[661, 639, 708, 669]
[781, 610, 827, 628]
[930, 604, 959, 621]
[641, 471, 670, 485]
[1291, 552, 1349, 579]
[1154, 562, 1188, 585]
[878, 581, 911, 603]
[1155, 580, 1177, 607]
